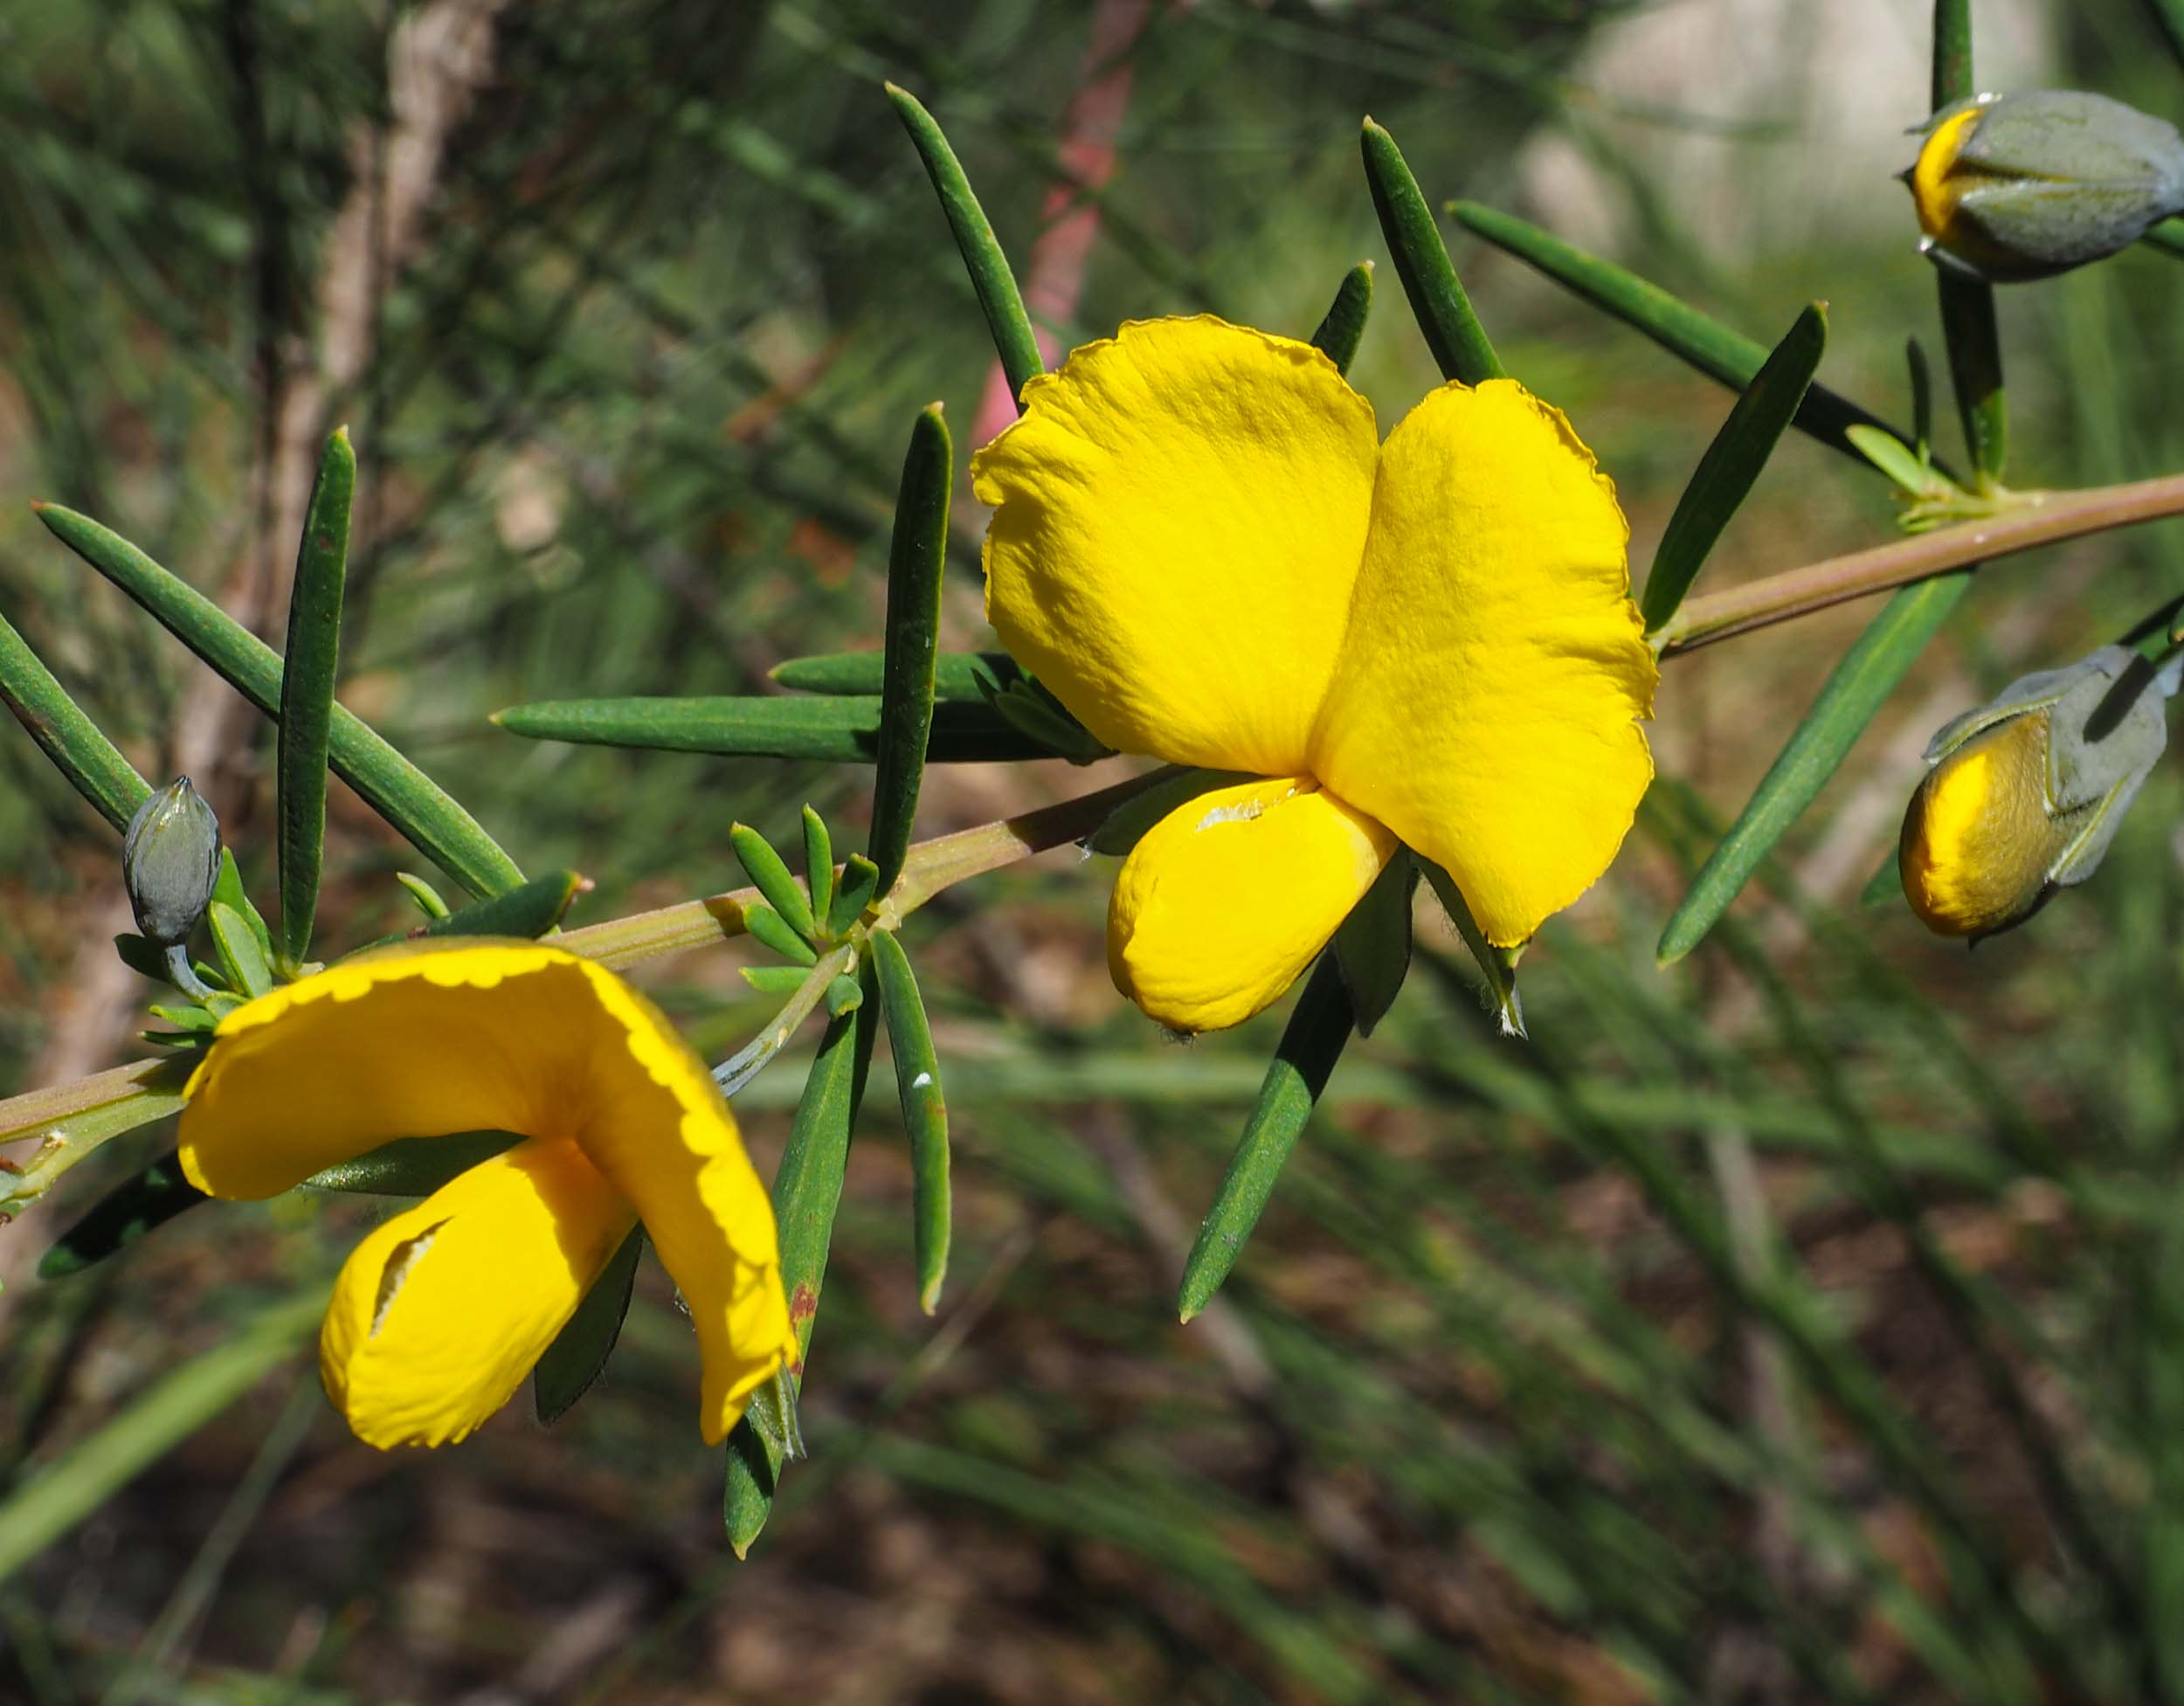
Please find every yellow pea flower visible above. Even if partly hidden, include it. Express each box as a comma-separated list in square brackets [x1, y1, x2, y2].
[176, 942, 798, 1450]
[972, 315, 1656, 1033]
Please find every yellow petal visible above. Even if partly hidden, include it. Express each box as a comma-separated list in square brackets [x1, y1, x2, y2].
[1898, 711, 2072, 937]
[1108, 776, 1394, 1033]
[180, 942, 797, 1444]
[319, 1135, 637, 1449]
[972, 316, 1379, 777]
[1310, 380, 1655, 947]
[550, 959, 798, 1442]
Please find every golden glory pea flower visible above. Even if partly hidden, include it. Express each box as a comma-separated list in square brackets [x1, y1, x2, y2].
[176, 941, 798, 1450]
[1899, 645, 2172, 939]
[971, 316, 1657, 1033]
[1907, 90, 2184, 283]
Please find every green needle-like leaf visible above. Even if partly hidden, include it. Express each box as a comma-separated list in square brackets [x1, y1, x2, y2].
[211, 851, 276, 969]
[1420, 861, 1525, 1039]
[872, 928, 949, 1314]
[0, 609, 151, 832]
[492, 694, 1052, 763]
[300, 1130, 519, 1194]
[868, 405, 953, 897]
[1642, 304, 1828, 632]
[1360, 119, 1503, 384]
[34, 504, 523, 899]
[771, 651, 1021, 701]
[1309, 261, 1374, 376]
[801, 806, 834, 929]
[1332, 851, 1414, 1037]
[827, 854, 881, 937]
[534, 1227, 644, 1426]
[1928, 1, 2004, 480]
[421, 869, 585, 940]
[38, 1150, 209, 1280]
[274, 428, 352, 968]
[887, 82, 1044, 406]
[725, 960, 880, 1557]
[206, 901, 273, 1000]
[1448, 202, 1920, 469]
[396, 873, 452, 920]
[1657, 573, 1970, 964]
[1178, 954, 1354, 1322]
[744, 903, 819, 966]
[743, 965, 812, 997]
[731, 825, 817, 940]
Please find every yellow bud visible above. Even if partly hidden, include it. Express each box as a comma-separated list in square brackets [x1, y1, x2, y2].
[1898, 711, 2076, 937]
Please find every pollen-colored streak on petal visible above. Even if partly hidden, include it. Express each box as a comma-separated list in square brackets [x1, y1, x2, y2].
[1310, 380, 1655, 948]
[554, 960, 799, 1444]
[973, 316, 1379, 777]
[1108, 776, 1394, 1033]
[320, 1135, 637, 1449]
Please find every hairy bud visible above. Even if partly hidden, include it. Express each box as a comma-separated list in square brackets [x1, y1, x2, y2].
[122, 777, 221, 948]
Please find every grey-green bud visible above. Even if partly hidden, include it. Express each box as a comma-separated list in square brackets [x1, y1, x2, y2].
[1907, 90, 2184, 283]
[122, 777, 222, 948]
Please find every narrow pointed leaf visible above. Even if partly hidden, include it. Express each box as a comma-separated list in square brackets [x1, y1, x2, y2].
[827, 855, 881, 937]
[867, 406, 952, 897]
[1643, 304, 1827, 632]
[423, 868, 584, 940]
[1178, 955, 1354, 1321]
[274, 428, 352, 967]
[771, 651, 1021, 701]
[1930, 3, 2007, 479]
[211, 851, 275, 968]
[1309, 261, 1374, 376]
[396, 873, 452, 920]
[1447, 202, 1921, 469]
[1657, 573, 1971, 964]
[205, 901, 272, 1000]
[300, 1129, 521, 1194]
[1360, 120, 1502, 383]
[34, 504, 522, 898]
[872, 929, 948, 1314]
[743, 965, 812, 997]
[113, 933, 170, 983]
[801, 806, 834, 928]
[0, 609, 150, 832]
[985, 680, 1109, 762]
[725, 961, 881, 1556]
[1333, 851, 1414, 1037]
[534, 1227, 645, 1426]
[1907, 337, 1935, 454]
[887, 83, 1044, 405]
[492, 694, 1050, 763]
[1419, 862, 1525, 1039]
[38, 1150, 209, 1280]
[744, 903, 819, 966]
[731, 825, 816, 940]
[1845, 425, 1943, 497]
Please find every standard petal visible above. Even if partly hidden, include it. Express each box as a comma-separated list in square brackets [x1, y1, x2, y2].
[972, 316, 1379, 777]
[319, 1135, 637, 1449]
[1310, 380, 1655, 948]
[1108, 776, 1395, 1033]
[555, 958, 798, 1445]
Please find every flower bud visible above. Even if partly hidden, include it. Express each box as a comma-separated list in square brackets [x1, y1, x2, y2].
[1905, 90, 2184, 283]
[1899, 646, 2168, 939]
[123, 777, 221, 948]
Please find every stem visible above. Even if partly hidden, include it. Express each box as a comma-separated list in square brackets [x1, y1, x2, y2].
[1658, 472, 2184, 655]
